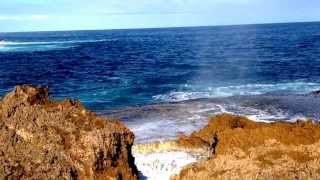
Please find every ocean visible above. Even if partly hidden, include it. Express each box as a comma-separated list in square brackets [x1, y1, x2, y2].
[1, 22, 320, 143]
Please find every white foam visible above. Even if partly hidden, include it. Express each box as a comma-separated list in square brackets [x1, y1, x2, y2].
[287, 114, 310, 122]
[128, 117, 207, 143]
[122, 98, 312, 144]
[134, 151, 198, 180]
[0, 39, 108, 45]
[0, 44, 75, 52]
[0, 39, 109, 52]
[153, 82, 320, 102]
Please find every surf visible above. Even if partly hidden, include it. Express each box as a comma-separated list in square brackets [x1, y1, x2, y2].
[153, 82, 320, 102]
[0, 39, 109, 52]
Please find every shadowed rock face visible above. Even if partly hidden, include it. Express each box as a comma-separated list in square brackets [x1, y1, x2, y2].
[173, 114, 320, 180]
[0, 85, 138, 180]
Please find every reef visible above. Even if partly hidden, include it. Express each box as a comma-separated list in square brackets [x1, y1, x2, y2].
[0, 85, 138, 180]
[172, 114, 320, 179]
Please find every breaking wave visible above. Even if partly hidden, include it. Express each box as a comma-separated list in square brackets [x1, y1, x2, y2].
[0, 39, 109, 52]
[153, 82, 320, 102]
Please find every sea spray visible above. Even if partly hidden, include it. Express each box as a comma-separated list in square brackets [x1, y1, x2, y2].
[133, 141, 210, 179]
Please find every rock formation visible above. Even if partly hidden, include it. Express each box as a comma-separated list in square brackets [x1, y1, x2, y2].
[0, 85, 138, 180]
[173, 114, 320, 179]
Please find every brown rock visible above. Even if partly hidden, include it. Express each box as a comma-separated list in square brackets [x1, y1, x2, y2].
[173, 114, 320, 180]
[0, 85, 138, 180]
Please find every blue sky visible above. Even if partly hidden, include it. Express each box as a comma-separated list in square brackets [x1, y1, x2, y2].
[0, 0, 320, 32]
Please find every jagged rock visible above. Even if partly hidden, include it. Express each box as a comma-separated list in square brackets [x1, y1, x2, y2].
[0, 85, 138, 180]
[173, 114, 320, 180]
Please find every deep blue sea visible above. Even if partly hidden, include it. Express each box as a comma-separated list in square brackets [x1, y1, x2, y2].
[1, 22, 320, 141]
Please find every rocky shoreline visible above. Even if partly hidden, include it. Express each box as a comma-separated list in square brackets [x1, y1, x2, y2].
[1, 85, 320, 179]
[172, 114, 320, 179]
[0, 85, 138, 179]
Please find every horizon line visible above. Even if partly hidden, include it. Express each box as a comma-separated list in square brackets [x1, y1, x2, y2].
[1, 20, 319, 34]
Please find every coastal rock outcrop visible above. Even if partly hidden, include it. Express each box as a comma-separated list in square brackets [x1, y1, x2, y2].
[0, 85, 138, 180]
[173, 114, 320, 179]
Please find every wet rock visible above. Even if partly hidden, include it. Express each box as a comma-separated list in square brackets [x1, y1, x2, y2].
[311, 90, 320, 95]
[0, 85, 138, 180]
[173, 114, 320, 179]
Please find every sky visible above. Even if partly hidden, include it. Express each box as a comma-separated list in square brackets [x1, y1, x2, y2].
[0, 0, 320, 32]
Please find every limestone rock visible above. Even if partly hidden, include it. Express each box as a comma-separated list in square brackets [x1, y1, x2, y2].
[173, 114, 320, 180]
[0, 85, 138, 180]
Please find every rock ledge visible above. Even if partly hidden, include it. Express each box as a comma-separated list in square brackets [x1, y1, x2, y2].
[173, 114, 320, 179]
[0, 85, 138, 180]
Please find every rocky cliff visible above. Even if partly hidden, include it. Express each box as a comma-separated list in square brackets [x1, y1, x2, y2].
[0, 85, 138, 180]
[173, 114, 320, 179]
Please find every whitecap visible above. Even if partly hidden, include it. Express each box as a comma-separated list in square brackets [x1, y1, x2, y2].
[153, 82, 320, 102]
[0, 39, 109, 46]
[0, 39, 109, 52]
